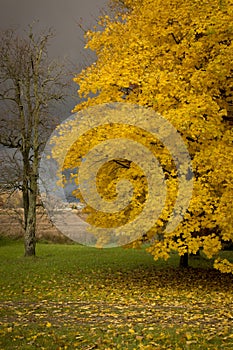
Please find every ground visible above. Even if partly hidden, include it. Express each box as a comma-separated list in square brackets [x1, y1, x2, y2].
[0, 239, 233, 349]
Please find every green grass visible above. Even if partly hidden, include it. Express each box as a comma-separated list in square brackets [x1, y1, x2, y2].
[0, 237, 233, 349]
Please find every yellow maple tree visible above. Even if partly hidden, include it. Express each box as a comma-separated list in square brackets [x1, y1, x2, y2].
[59, 0, 233, 271]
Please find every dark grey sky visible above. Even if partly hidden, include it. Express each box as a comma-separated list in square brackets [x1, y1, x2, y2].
[0, 1, 110, 178]
[0, 0, 108, 66]
[1, 0, 109, 116]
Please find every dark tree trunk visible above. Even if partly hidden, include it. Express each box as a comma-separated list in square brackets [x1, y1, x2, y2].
[24, 218, 36, 256]
[24, 174, 37, 257]
[179, 253, 189, 268]
[24, 197, 37, 256]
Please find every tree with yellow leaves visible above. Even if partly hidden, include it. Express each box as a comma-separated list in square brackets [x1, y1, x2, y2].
[64, 0, 233, 272]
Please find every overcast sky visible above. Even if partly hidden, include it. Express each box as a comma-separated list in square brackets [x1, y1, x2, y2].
[0, 0, 108, 67]
[0, 0, 109, 116]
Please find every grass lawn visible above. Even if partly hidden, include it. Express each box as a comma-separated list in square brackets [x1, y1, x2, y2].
[0, 237, 233, 349]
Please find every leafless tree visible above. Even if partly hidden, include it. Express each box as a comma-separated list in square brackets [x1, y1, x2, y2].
[0, 25, 67, 256]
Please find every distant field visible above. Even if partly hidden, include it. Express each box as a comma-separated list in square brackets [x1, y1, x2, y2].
[0, 238, 233, 349]
[0, 208, 72, 243]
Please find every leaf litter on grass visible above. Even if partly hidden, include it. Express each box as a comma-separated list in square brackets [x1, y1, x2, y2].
[0, 244, 233, 349]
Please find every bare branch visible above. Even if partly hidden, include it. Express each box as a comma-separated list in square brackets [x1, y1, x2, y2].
[0, 24, 69, 256]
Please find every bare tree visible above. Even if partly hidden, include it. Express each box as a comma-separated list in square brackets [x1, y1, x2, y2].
[0, 26, 67, 256]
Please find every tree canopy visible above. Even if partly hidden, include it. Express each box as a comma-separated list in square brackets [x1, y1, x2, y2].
[61, 0, 233, 272]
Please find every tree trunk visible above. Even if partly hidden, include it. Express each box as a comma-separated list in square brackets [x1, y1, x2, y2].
[24, 175, 37, 256]
[24, 210, 36, 256]
[179, 253, 189, 268]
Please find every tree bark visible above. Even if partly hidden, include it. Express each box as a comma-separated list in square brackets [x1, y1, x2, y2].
[24, 175, 37, 256]
[179, 253, 189, 268]
[24, 209, 36, 256]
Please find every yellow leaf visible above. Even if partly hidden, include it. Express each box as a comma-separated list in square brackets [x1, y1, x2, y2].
[129, 328, 135, 334]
